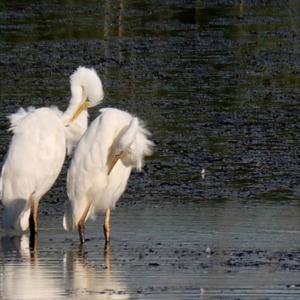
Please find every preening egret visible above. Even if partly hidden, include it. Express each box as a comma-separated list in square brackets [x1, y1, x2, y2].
[0, 66, 104, 237]
[63, 108, 153, 244]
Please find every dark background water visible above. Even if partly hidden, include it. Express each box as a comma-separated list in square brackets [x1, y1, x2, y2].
[0, 0, 300, 204]
[0, 1, 300, 299]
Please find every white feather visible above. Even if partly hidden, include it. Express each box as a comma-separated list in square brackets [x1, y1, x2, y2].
[115, 118, 139, 155]
[70, 66, 104, 107]
[7, 106, 36, 133]
[62, 66, 104, 125]
[63, 107, 153, 231]
[1, 66, 104, 232]
[64, 110, 88, 155]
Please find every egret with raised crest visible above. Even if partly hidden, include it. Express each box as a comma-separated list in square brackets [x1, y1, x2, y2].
[0, 66, 104, 238]
[63, 108, 153, 244]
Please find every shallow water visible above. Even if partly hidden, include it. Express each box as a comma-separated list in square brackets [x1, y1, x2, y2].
[0, 0, 300, 299]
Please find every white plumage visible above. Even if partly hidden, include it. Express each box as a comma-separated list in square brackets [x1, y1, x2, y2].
[63, 108, 153, 243]
[0, 66, 104, 235]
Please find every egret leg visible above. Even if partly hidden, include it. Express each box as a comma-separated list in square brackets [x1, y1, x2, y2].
[77, 201, 92, 244]
[29, 233, 38, 256]
[104, 242, 111, 271]
[29, 200, 39, 236]
[104, 208, 111, 244]
[78, 223, 85, 244]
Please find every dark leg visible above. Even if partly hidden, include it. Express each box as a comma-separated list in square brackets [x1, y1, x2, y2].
[78, 222, 85, 244]
[77, 201, 92, 244]
[29, 233, 38, 255]
[29, 200, 39, 236]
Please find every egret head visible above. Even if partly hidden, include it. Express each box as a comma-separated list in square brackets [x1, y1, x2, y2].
[67, 66, 104, 124]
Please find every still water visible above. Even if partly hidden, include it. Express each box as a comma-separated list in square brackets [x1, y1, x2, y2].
[0, 0, 300, 299]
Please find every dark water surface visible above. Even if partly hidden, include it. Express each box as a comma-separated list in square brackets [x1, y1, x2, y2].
[0, 1, 300, 299]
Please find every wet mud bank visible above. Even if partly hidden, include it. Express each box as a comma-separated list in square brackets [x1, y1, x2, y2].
[2, 200, 300, 299]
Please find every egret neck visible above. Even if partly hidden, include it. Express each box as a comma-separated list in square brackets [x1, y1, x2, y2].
[68, 99, 89, 124]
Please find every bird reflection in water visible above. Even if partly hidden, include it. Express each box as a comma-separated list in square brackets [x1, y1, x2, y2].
[1, 235, 128, 299]
[63, 244, 129, 299]
[1, 234, 63, 299]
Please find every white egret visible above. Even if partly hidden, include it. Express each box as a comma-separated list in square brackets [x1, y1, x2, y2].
[63, 108, 153, 244]
[0, 66, 104, 237]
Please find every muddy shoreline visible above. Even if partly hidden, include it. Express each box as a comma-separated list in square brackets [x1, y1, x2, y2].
[2, 200, 300, 299]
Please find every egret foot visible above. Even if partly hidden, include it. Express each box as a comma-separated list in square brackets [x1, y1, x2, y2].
[77, 201, 92, 244]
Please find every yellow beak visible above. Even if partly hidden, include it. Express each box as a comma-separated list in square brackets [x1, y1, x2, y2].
[107, 153, 122, 175]
[69, 99, 88, 124]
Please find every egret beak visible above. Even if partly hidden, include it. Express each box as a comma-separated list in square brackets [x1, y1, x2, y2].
[69, 99, 88, 124]
[108, 153, 122, 175]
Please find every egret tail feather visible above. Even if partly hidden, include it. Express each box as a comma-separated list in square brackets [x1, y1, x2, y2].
[3, 198, 30, 232]
[63, 202, 75, 231]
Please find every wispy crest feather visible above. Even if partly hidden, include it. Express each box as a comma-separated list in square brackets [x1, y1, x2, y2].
[69, 66, 104, 107]
[7, 107, 36, 133]
[127, 119, 154, 171]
